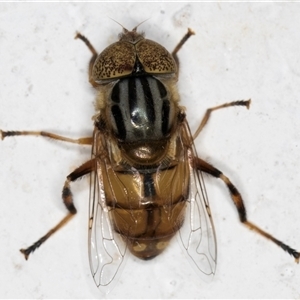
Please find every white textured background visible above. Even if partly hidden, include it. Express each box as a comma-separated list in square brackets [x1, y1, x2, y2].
[1, 2, 300, 299]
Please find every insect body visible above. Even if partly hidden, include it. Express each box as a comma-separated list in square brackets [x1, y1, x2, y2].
[90, 28, 192, 262]
[1, 24, 299, 292]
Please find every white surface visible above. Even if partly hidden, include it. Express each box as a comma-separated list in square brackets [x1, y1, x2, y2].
[1, 2, 300, 299]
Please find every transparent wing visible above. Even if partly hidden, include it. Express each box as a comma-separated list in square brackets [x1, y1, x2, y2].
[88, 130, 127, 294]
[177, 121, 217, 280]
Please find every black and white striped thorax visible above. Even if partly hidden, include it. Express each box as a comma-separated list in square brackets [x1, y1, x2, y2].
[107, 76, 175, 142]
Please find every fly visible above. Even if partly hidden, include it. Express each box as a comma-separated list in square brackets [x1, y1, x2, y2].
[1, 23, 299, 293]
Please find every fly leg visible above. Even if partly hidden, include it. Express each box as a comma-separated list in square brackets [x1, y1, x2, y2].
[20, 159, 96, 260]
[172, 28, 195, 74]
[0, 33, 95, 146]
[0, 129, 93, 145]
[193, 99, 251, 140]
[194, 157, 300, 263]
[75, 32, 98, 88]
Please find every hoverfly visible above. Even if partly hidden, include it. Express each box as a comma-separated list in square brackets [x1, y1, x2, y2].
[1, 22, 299, 293]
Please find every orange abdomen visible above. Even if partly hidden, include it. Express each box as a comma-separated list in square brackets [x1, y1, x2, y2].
[101, 160, 189, 259]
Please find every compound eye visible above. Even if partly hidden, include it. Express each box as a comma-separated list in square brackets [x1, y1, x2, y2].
[136, 39, 177, 74]
[92, 41, 136, 81]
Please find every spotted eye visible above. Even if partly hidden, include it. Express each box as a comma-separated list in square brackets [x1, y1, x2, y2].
[92, 41, 136, 80]
[92, 37, 177, 81]
[136, 39, 177, 74]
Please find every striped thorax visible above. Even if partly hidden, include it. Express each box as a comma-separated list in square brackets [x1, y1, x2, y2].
[94, 27, 181, 167]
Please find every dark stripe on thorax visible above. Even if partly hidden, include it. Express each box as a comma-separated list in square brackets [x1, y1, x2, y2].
[140, 77, 155, 124]
[161, 100, 170, 135]
[111, 82, 120, 103]
[111, 105, 126, 140]
[156, 79, 167, 99]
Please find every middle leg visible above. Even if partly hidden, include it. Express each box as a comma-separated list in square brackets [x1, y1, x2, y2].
[193, 99, 251, 140]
